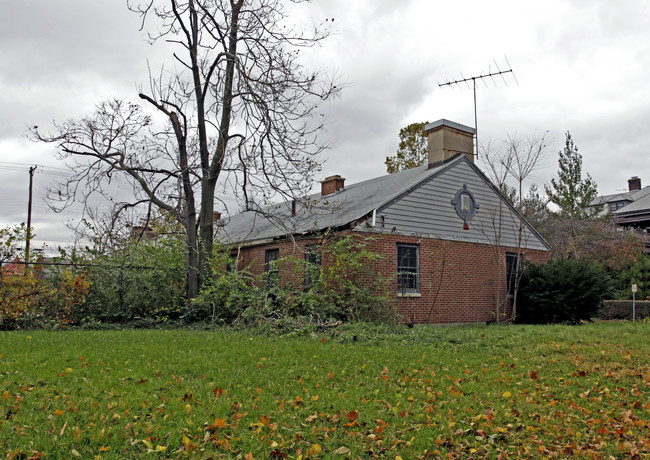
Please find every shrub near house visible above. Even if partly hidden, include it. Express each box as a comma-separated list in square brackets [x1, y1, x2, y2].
[516, 259, 611, 324]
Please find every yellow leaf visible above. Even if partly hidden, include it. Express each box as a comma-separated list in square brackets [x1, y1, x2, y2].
[308, 444, 323, 455]
[65, 368, 72, 373]
[155, 445, 167, 452]
[182, 436, 191, 445]
[141, 439, 153, 449]
[212, 418, 227, 429]
[502, 391, 512, 398]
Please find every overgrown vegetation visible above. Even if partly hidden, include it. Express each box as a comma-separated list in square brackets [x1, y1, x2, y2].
[0, 225, 393, 330]
[0, 225, 89, 330]
[80, 232, 186, 325]
[2, 323, 649, 458]
[189, 235, 393, 329]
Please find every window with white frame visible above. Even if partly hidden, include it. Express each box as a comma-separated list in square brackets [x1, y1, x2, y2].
[397, 243, 419, 294]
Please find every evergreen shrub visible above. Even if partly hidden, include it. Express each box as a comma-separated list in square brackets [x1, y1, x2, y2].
[517, 259, 611, 324]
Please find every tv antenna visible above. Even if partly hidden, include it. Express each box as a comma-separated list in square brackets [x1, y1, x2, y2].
[437, 56, 517, 158]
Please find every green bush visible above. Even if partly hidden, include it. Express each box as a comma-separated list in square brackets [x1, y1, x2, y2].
[82, 234, 186, 323]
[517, 259, 611, 324]
[187, 269, 268, 324]
[317, 235, 393, 322]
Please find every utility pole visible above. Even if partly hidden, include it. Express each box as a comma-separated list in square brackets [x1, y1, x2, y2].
[25, 166, 36, 264]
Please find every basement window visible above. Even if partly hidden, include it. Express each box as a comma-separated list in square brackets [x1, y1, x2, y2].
[397, 243, 419, 295]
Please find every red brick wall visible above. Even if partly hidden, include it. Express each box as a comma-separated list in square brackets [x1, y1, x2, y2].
[232, 232, 549, 324]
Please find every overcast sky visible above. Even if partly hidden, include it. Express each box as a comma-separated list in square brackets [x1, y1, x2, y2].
[2, 0, 649, 252]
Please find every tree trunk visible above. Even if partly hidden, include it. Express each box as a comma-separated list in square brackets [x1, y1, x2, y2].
[185, 217, 200, 300]
[198, 178, 217, 285]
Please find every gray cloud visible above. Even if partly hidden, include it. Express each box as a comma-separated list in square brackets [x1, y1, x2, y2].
[1, 0, 649, 249]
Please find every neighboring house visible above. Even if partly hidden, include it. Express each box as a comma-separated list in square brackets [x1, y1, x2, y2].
[217, 119, 550, 324]
[589, 176, 650, 252]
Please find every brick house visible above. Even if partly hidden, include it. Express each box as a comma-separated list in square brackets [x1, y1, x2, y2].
[217, 119, 550, 324]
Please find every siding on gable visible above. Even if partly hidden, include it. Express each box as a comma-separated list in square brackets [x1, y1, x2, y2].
[371, 160, 548, 251]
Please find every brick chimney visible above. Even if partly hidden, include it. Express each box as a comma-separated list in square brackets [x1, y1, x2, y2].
[321, 175, 345, 196]
[425, 119, 475, 168]
[628, 176, 641, 192]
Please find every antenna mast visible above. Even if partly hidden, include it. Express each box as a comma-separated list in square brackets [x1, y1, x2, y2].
[437, 57, 517, 158]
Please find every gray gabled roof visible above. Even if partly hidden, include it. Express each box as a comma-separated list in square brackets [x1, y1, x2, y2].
[217, 159, 453, 245]
[591, 186, 650, 214]
[614, 191, 650, 215]
[589, 186, 650, 206]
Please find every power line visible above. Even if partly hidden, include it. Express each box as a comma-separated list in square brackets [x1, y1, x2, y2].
[0, 161, 70, 172]
[7, 259, 185, 272]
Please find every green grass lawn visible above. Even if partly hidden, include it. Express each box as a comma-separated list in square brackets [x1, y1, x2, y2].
[1, 322, 649, 459]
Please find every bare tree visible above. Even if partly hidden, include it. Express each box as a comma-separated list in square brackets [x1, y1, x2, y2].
[31, 0, 339, 298]
[479, 132, 550, 322]
[504, 133, 549, 321]
[479, 140, 513, 322]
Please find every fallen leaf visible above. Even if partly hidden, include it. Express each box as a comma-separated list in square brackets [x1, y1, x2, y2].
[334, 446, 350, 455]
[211, 418, 227, 429]
[346, 410, 358, 422]
[308, 444, 322, 455]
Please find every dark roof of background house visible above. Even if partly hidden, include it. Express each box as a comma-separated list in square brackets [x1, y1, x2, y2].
[614, 190, 650, 215]
[590, 186, 650, 214]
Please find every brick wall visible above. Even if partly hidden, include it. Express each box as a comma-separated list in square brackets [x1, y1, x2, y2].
[232, 232, 549, 324]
